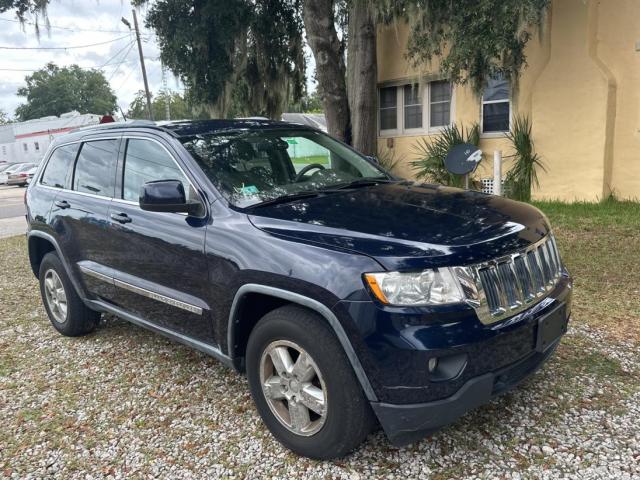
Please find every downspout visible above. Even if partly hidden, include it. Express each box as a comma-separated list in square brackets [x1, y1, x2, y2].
[587, 0, 617, 199]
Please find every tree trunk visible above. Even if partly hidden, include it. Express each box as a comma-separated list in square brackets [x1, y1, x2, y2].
[347, 0, 377, 156]
[302, 0, 351, 143]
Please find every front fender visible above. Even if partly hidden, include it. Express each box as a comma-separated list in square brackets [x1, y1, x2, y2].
[227, 283, 378, 402]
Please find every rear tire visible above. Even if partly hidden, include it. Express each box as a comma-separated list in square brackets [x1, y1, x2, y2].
[39, 252, 100, 336]
[246, 304, 376, 459]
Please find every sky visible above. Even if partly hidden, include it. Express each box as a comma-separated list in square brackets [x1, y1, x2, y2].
[0, 1, 186, 119]
[0, 1, 317, 121]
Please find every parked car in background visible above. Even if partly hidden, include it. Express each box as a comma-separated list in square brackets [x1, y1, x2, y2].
[7, 163, 37, 187]
[8, 164, 38, 187]
[25, 166, 38, 185]
[0, 163, 31, 185]
[25, 120, 572, 459]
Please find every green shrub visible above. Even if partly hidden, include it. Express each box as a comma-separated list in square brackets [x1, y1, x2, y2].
[504, 115, 546, 202]
[410, 123, 480, 188]
[376, 148, 403, 175]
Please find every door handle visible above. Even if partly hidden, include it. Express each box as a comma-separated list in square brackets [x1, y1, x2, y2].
[54, 200, 70, 209]
[110, 212, 132, 224]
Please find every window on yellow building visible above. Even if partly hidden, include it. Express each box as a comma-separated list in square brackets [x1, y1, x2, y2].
[403, 85, 422, 129]
[430, 80, 451, 128]
[482, 76, 510, 133]
[379, 80, 452, 135]
[379, 87, 398, 131]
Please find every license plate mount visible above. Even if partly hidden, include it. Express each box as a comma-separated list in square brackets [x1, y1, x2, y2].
[535, 303, 568, 352]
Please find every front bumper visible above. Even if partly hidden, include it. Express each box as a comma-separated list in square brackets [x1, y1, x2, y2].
[334, 271, 572, 446]
[371, 337, 561, 446]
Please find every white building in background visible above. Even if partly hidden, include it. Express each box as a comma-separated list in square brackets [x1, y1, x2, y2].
[0, 111, 102, 165]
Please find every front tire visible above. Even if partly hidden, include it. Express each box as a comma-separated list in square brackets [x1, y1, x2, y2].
[246, 305, 376, 459]
[39, 252, 100, 336]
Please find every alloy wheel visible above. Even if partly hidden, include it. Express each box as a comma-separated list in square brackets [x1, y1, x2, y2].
[44, 269, 68, 324]
[259, 340, 327, 436]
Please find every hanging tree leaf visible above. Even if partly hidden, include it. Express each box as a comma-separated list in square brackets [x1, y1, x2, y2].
[136, 0, 305, 119]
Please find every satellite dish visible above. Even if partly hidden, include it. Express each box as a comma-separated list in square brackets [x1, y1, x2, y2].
[444, 143, 483, 175]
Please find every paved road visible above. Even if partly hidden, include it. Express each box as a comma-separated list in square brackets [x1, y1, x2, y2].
[0, 186, 27, 238]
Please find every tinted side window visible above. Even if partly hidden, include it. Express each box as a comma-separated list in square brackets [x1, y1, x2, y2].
[122, 139, 195, 202]
[73, 139, 118, 197]
[41, 144, 79, 189]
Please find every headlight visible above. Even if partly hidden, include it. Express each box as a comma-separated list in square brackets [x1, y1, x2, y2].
[364, 268, 464, 306]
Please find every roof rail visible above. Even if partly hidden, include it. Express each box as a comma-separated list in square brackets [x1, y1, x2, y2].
[74, 120, 156, 132]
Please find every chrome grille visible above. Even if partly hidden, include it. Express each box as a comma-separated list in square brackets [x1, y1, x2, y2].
[457, 234, 564, 324]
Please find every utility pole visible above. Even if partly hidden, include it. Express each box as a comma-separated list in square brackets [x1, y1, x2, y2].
[123, 10, 153, 121]
[161, 64, 171, 121]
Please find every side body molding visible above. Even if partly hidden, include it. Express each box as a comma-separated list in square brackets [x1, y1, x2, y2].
[228, 284, 378, 402]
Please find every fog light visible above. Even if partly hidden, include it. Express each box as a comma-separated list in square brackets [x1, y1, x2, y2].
[428, 357, 439, 373]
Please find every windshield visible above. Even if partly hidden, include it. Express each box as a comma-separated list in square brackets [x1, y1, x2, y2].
[14, 164, 35, 173]
[179, 129, 389, 208]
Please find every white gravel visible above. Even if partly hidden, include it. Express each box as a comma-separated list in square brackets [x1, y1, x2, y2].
[1, 239, 639, 479]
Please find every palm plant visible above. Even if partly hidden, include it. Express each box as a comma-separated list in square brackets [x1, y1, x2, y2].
[504, 115, 546, 202]
[375, 148, 403, 174]
[410, 123, 480, 188]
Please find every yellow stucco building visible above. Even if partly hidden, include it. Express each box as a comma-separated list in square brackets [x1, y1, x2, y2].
[376, 0, 640, 201]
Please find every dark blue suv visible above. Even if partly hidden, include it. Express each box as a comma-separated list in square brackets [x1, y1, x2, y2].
[25, 120, 572, 459]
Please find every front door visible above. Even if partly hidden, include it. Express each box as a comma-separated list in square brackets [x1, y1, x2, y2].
[104, 135, 213, 344]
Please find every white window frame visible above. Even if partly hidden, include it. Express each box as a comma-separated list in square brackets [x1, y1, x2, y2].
[379, 86, 400, 136]
[379, 80, 454, 137]
[402, 84, 424, 135]
[480, 79, 511, 137]
[428, 80, 453, 132]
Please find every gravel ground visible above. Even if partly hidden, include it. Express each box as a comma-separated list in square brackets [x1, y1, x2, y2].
[1, 231, 639, 478]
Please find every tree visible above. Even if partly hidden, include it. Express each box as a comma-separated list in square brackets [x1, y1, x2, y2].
[303, 0, 350, 142]
[135, 0, 305, 120]
[127, 90, 193, 120]
[4, 1, 550, 156]
[15, 63, 117, 121]
[399, 0, 549, 93]
[346, 0, 377, 155]
[302, 0, 550, 156]
[0, 110, 11, 125]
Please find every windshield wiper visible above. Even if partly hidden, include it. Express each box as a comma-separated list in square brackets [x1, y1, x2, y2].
[244, 178, 400, 209]
[327, 177, 401, 190]
[244, 191, 323, 209]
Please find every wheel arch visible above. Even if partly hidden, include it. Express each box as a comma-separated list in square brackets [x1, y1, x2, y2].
[27, 231, 86, 301]
[228, 284, 377, 402]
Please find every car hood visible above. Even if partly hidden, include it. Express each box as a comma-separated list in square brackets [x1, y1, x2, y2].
[247, 183, 551, 270]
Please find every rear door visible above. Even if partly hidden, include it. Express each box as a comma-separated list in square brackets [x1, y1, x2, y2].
[50, 137, 120, 302]
[104, 134, 212, 343]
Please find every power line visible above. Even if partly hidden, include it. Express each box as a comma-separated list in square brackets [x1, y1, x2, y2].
[115, 65, 136, 91]
[96, 37, 136, 68]
[0, 58, 136, 72]
[0, 34, 131, 50]
[0, 17, 127, 34]
[0, 39, 136, 73]
[107, 42, 136, 82]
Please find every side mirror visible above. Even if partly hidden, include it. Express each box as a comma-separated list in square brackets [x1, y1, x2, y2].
[139, 180, 202, 216]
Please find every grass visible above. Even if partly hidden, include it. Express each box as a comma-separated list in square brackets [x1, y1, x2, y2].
[291, 155, 330, 165]
[533, 199, 640, 341]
